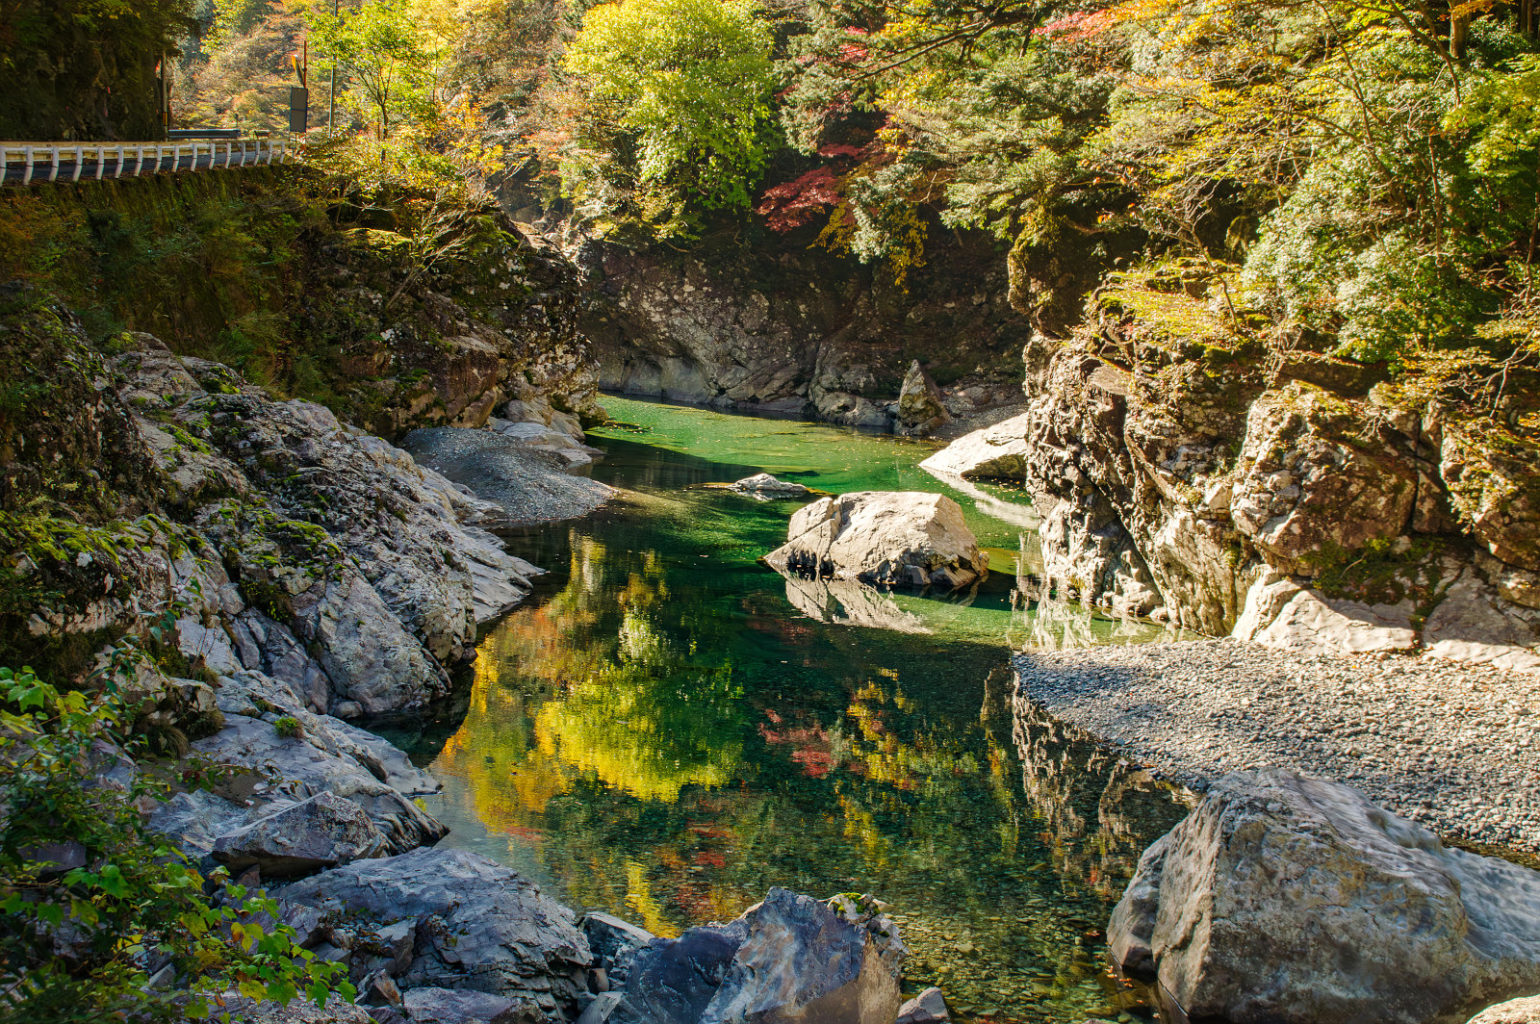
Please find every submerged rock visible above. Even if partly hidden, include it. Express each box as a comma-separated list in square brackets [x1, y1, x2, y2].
[728, 473, 812, 500]
[780, 575, 931, 633]
[764, 492, 987, 591]
[1109, 769, 1540, 1024]
[599, 888, 904, 1024]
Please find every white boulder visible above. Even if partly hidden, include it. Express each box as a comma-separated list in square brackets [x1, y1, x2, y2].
[764, 492, 988, 591]
[919, 412, 1031, 480]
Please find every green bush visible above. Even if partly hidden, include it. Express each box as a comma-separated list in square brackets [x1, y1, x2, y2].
[0, 664, 353, 1023]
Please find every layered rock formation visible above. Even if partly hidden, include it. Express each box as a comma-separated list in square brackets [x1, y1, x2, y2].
[1109, 769, 1540, 1024]
[0, 314, 589, 715]
[927, 265, 1540, 671]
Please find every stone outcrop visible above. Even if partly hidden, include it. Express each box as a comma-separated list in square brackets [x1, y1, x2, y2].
[1109, 769, 1540, 1024]
[943, 262, 1540, 670]
[279, 847, 593, 1020]
[0, 319, 572, 713]
[592, 889, 905, 1024]
[764, 492, 988, 590]
[526, 219, 1024, 433]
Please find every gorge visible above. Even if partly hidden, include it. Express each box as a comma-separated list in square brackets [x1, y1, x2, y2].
[3, 0, 1540, 1022]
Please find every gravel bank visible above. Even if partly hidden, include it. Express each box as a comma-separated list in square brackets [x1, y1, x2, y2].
[402, 427, 612, 526]
[1013, 639, 1540, 853]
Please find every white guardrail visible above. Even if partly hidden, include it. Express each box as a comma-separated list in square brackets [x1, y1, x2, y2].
[0, 139, 290, 185]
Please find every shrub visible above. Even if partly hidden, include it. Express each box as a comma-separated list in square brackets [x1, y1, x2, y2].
[0, 666, 353, 1023]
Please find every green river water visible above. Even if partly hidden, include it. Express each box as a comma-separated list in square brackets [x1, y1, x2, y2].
[421, 397, 1188, 1022]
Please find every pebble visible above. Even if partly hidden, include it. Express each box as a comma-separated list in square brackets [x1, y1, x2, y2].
[1014, 638, 1540, 854]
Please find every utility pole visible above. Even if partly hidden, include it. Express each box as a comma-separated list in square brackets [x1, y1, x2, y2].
[328, 0, 339, 135]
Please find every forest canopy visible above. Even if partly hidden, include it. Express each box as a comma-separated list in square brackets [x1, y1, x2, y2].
[0, 0, 196, 139]
[123, 0, 1540, 397]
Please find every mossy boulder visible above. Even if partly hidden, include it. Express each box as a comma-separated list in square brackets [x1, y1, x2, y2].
[1440, 418, 1540, 572]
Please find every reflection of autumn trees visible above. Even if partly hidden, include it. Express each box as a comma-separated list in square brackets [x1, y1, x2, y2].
[432, 515, 1184, 1020]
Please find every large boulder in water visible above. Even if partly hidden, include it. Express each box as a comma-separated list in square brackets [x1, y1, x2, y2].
[601, 888, 904, 1024]
[1109, 769, 1540, 1024]
[919, 413, 1031, 481]
[764, 492, 987, 591]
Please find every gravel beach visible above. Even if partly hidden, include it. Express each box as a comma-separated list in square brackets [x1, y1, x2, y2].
[1014, 639, 1540, 854]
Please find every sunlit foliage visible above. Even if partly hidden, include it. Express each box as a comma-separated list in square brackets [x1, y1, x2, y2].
[558, 0, 778, 235]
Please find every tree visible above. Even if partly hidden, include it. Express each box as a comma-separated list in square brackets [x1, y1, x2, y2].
[560, 0, 778, 234]
[309, 0, 437, 139]
[0, 0, 196, 139]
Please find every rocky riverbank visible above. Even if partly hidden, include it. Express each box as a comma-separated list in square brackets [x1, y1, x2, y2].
[919, 264, 1540, 676]
[1013, 638, 1540, 853]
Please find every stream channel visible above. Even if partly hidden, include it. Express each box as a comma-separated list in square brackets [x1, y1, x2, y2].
[415, 396, 1190, 1022]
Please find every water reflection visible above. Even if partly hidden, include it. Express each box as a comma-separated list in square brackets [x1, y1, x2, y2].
[418, 397, 1187, 1021]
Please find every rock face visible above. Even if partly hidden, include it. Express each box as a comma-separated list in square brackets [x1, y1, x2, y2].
[0, 322, 558, 713]
[279, 847, 593, 1019]
[532, 220, 1025, 432]
[1109, 769, 1540, 1024]
[599, 888, 905, 1024]
[993, 265, 1540, 670]
[763, 492, 988, 590]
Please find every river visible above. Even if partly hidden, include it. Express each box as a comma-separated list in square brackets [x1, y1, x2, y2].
[417, 397, 1188, 1022]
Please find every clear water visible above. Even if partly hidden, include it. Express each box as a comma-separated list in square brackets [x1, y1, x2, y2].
[421, 397, 1187, 1022]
